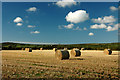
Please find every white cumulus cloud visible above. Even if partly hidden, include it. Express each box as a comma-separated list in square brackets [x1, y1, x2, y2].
[16, 23, 22, 26]
[89, 32, 94, 36]
[90, 23, 119, 31]
[31, 31, 40, 34]
[106, 23, 119, 31]
[26, 7, 37, 12]
[56, 0, 77, 8]
[106, 26, 113, 31]
[90, 24, 107, 29]
[92, 16, 116, 24]
[64, 23, 74, 29]
[14, 17, 23, 23]
[28, 25, 36, 28]
[66, 10, 89, 23]
[110, 6, 118, 11]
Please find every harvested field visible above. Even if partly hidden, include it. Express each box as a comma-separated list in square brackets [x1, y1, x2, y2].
[2, 50, 119, 78]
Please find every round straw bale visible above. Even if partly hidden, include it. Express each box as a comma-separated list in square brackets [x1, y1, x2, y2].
[28, 48, 32, 52]
[40, 48, 43, 50]
[64, 48, 68, 50]
[25, 48, 28, 51]
[53, 48, 57, 51]
[104, 49, 112, 55]
[70, 48, 81, 57]
[81, 48, 85, 51]
[25, 48, 32, 52]
[55, 50, 69, 60]
[21, 48, 25, 50]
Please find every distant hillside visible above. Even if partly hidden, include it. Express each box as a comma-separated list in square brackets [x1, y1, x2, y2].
[2, 42, 120, 50]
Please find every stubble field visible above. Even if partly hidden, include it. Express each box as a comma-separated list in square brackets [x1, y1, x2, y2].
[2, 50, 119, 78]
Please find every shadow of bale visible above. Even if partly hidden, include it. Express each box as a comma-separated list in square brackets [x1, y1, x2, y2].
[69, 58, 85, 60]
[111, 54, 118, 55]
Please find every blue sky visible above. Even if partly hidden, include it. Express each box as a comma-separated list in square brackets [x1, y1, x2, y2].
[0, 1, 1, 43]
[0, 0, 119, 2]
[2, 1, 119, 44]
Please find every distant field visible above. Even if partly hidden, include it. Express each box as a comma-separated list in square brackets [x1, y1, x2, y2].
[2, 50, 119, 78]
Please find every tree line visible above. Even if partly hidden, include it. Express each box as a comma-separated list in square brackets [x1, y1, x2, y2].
[2, 42, 120, 50]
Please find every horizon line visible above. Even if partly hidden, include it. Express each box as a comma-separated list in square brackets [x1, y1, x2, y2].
[1, 41, 119, 45]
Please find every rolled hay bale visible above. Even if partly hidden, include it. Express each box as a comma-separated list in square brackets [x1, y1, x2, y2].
[104, 49, 112, 55]
[70, 48, 81, 57]
[53, 48, 57, 51]
[55, 50, 70, 60]
[64, 48, 68, 50]
[25, 48, 32, 52]
[21, 48, 25, 50]
[81, 48, 85, 51]
[40, 48, 43, 50]
[25, 48, 28, 51]
[28, 48, 32, 52]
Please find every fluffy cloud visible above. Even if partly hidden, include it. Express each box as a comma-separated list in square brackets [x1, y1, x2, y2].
[92, 16, 116, 24]
[110, 6, 118, 11]
[66, 10, 89, 23]
[26, 7, 37, 12]
[64, 23, 74, 29]
[28, 25, 36, 28]
[56, 0, 77, 8]
[31, 31, 40, 34]
[90, 24, 107, 29]
[16, 23, 22, 26]
[106, 26, 113, 31]
[14, 17, 23, 23]
[73, 27, 87, 31]
[90, 23, 119, 31]
[13, 17, 23, 26]
[106, 23, 119, 31]
[89, 32, 94, 36]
